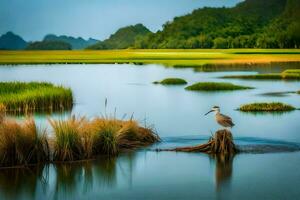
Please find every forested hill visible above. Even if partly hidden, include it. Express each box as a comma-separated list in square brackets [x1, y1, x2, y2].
[0, 32, 27, 50]
[87, 24, 151, 49]
[134, 0, 300, 49]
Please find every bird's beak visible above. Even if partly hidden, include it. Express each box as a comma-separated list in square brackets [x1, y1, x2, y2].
[205, 110, 213, 116]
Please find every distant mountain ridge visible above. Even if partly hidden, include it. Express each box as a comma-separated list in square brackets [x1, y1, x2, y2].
[0, 32, 27, 50]
[43, 34, 98, 49]
[87, 24, 151, 49]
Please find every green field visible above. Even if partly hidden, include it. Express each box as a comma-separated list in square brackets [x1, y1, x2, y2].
[0, 49, 300, 66]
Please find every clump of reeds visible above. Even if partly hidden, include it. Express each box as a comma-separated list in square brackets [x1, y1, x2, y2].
[185, 82, 253, 91]
[49, 116, 159, 161]
[153, 78, 187, 85]
[0, 113, 159, 166]
[238, 102, 296, 112]
[49, 116, 88, 161]
[0, 118, 50, 167]
[0, 81, 73, 114]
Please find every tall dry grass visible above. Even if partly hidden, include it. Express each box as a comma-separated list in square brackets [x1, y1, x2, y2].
[0, 117, 50, 167]
[49, 116, 159, 161]
[0, 113, 159, 166]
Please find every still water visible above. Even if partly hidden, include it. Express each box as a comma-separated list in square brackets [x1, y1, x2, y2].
[0, 64, 300, 200]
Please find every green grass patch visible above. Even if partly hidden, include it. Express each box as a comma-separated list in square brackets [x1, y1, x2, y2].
[0, 82, 73, 114]
[238, 102, 296, 112]
[153, 78, 187, 85]
[185, 82, 253, 91]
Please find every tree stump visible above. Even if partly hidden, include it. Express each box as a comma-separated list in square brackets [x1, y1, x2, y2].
[159, 129, 238, 155]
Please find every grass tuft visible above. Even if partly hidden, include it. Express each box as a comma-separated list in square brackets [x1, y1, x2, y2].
[185, 82, 253, 91]
[49, 116, 87, 161]
[238, 102, 296, 112]
[48, 116, 159, 162]
[0, 118, 50, 167]
[0, 82, 73, 114]
[153, 78, 187, 85]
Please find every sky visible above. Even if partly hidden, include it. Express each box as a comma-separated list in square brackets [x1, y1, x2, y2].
[0, 0, 242, 41]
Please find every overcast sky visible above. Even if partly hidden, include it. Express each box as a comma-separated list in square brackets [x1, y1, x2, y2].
[0, 0, 242, 41]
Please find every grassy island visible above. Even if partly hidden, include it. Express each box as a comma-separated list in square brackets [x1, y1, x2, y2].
[222, 69, 300, 80]
[238, 102, 296, 112]
[153, 78, 187, 85]
[185, 82, 253, 91]
[0, 108, 159, 167]
[0, 82, 73, 114]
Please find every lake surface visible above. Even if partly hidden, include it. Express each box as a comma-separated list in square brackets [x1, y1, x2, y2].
[0, 64, 300, 200]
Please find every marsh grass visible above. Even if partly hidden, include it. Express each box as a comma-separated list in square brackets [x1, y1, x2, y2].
[185, 82, 253, 91]
[49, 116, 87, 161]
[0, 118, 50, 167]
[49, 116, 159, 162]
[153, 78, 187, 85]
[238, 102, 296, 112]
[0, 82, 73, 114]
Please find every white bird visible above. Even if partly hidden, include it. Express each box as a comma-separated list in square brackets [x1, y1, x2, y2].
[205, 106, 235, 128]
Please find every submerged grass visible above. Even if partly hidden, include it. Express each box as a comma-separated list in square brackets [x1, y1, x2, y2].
[238, 102, 296, 112]
[0, 82, 73, 114]
[222, 69, 300, 80]
[185, 82, 253, 91]
[153, 78, 187, 85]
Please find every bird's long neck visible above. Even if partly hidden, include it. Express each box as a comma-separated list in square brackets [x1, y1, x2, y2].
[215, 110, 220, 115]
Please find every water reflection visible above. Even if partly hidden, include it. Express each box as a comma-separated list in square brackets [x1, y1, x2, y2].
[0, 165, 47, 200]
[213, 154, 234, 191]
[0, 153, 136, 200]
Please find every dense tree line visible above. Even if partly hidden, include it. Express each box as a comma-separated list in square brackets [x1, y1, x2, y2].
[134, 0, 300, 49]
[26, 41, 72, 50]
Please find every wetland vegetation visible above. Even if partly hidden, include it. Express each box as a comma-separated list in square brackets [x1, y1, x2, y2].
[0, 107, 159, 167]
[185, 82, 253, 91]
[238, 102, 296, 112]
[153, 78, 187, 85]
[222, 69, 300, 80]
[0, 82, 73, 114]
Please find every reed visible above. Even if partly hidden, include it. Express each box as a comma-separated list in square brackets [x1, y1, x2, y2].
[49, 116, 159, 161]
[0, 113, 159, 166]
[153, 78, 187, 85]
[0, 118, 50, 167]
[238, 102, 296, 112]
[185, 82, 253, 91]
[49, 116, 87, 161]
[0, 82, 73, 114]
